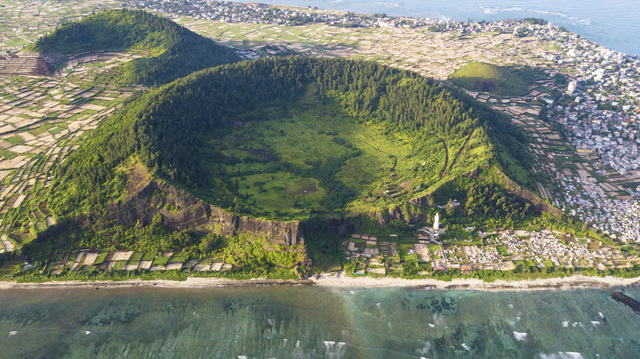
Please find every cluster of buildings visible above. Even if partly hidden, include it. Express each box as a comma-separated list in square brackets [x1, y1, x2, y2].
[125, 0, 436, 28]
[342, 219, 639, 274]
[556, 173, 640, 242]
[501, 230, 593, 267]
[448, 19, 640, 243]
[499, 230, 637, 270]
[529, 25, 640, 242]
[478, 16, 640, 178]
[460, 61, 640, 242]
[344, 233, 387, 275]
[545, 40, 640, 175]
[443, 245, 501, 266]
[482, 78, 640, 243]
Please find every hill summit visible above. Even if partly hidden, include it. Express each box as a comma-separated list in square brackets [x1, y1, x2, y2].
[28, 9, 239, 85]
[449, 62, 528, 96]
[38, 57, 554, 254]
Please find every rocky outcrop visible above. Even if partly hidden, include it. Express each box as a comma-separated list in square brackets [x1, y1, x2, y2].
[97, 166, 303, 245]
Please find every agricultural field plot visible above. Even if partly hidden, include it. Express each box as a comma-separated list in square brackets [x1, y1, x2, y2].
[0, 53, 49, 76]
[56, 51, 147, 83]
[0, 74, 132, 247]
[42, 249, 232, 275]
[199, 88, 435, 220]
[468, 80, 555, 172]
[455, 65, 636, 212]
[492, 92, 583, 196]
[470, 74, 640, 240]
[0, 0, 121, 50]
[173, 17, 562, 80]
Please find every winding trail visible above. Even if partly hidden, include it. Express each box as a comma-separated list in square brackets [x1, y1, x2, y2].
[358, 134, 398, 171]
[448, 128, 476, 173]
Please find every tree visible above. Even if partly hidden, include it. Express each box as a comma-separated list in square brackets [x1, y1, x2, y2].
[199, 233, 221, 254]
[445, 199, 458, 217]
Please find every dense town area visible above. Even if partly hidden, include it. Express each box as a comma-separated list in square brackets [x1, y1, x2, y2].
[343, 225, 640, 276]
[0, 0, 639, 277]
[123, 0, 436, 28]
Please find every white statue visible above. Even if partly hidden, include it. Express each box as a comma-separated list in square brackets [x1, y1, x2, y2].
[433, 213, 440, 231]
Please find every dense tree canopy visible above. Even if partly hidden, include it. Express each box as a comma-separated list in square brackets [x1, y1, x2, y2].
[29, 9, 239, 85]
[49, 57, 535, 221]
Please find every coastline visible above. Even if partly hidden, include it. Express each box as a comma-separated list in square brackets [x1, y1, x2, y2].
[1, 273, 639, 291]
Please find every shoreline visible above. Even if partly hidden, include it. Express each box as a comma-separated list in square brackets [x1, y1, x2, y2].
[0, 273, 639, 291]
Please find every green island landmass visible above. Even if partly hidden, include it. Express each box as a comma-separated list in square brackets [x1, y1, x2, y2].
[14, 54, 591, 281]
[0, 8, 638, 284]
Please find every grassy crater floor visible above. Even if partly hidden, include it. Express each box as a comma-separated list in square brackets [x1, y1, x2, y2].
[197, 87, 463, 220]
[45, 57, 532, 233]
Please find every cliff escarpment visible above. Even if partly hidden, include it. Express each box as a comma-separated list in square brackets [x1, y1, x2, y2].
[92, 165, 304, 246]
[45, 56, 556, 257]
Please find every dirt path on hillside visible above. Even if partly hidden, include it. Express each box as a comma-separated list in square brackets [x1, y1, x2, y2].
[448, 128, 476, 173]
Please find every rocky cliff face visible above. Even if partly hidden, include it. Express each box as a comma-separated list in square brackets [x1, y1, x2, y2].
[98, 165, 304, 245]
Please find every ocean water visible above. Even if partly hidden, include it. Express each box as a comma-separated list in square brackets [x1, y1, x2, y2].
[236, 0, 640, 55]
[1, 286, 639, 358]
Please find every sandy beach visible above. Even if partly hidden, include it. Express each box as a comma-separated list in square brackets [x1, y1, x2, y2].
[0, 273, 639, 291]
[311, 272, 640, 291]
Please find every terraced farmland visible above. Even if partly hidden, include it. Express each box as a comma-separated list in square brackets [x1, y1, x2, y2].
[0, 74, 132, 248]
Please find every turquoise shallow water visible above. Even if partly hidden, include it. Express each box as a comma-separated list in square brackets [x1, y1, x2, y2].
[0, 286, 639, 358]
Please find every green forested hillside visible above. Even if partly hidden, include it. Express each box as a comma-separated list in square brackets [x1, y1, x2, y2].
[48, 57, 537, 224]
[28, 9, 239, 85]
